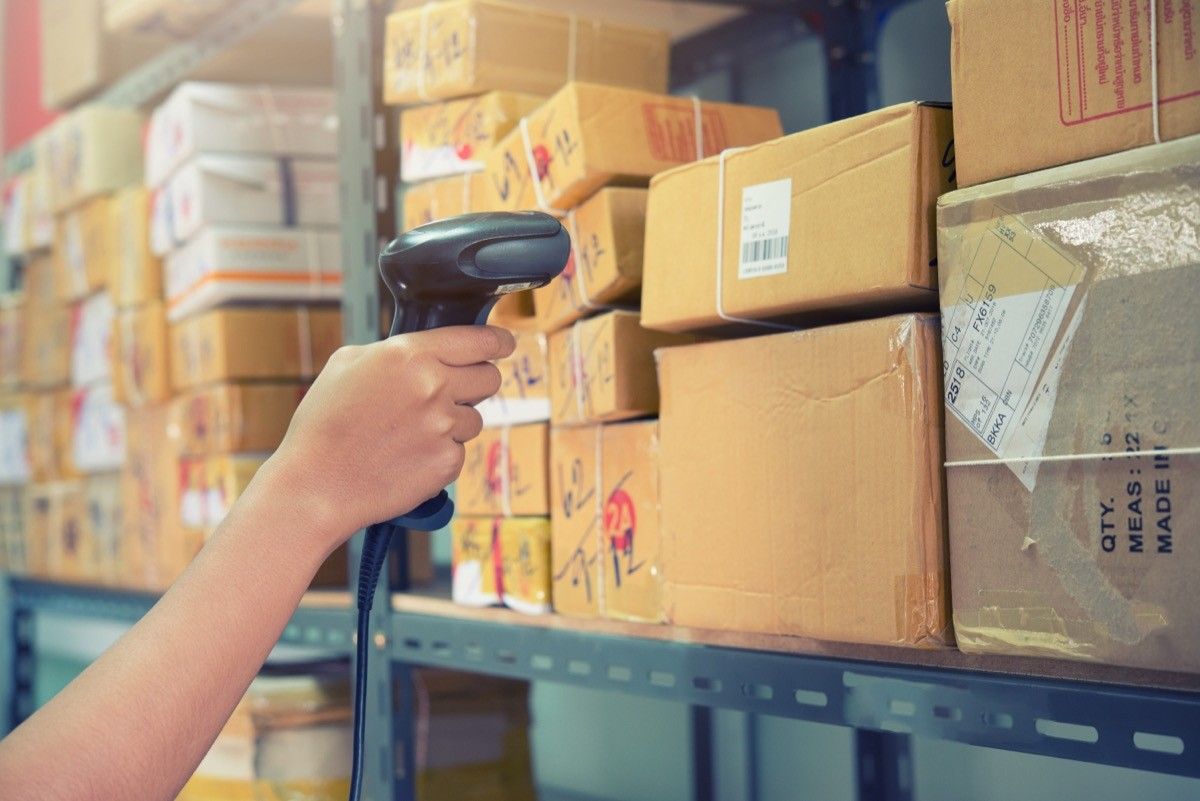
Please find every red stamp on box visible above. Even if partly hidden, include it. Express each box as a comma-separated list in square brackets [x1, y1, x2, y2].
[642, 103, 729, 162]
[1053, 0, 1200, 126]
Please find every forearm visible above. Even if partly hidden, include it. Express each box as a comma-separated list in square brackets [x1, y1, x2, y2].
[0, 457, 347, 801]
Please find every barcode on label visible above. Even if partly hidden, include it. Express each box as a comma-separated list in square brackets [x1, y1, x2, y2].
[741, 235, 788, 266]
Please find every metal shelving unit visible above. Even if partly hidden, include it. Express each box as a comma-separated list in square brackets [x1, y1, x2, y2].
[4, 2, 1200, 801]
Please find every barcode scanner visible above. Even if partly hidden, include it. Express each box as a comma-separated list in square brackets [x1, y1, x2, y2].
[349, 211, 570, 801]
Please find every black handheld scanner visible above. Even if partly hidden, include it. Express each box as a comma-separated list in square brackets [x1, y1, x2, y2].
[379, 211, 570, 529]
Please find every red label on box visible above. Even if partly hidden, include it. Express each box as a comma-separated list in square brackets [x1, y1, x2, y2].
[641, 103, 729, 162]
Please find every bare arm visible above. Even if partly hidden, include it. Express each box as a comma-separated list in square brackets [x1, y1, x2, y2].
[0, 326, 514, 801]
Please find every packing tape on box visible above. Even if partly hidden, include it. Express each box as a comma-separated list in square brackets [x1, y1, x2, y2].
[713, 147, 797, 331]
[570, 321, 586, 421]
[1150, 1, 1161, 144]
[945, 445, 1200, 469]
[498, 425, 513, 518]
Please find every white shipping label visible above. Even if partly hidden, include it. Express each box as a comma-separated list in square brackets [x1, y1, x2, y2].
[738, 179, 792, 279]
[942, 212, 1086, 466]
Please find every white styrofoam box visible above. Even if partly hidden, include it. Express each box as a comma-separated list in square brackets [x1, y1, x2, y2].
[71, 292, 116, 388]
[71, 382, 126, 473]
[144, 81, 337, 188]
[152, 154, 339, 255]
[164, 225, 343, 322]
[0, 406, 31, 485]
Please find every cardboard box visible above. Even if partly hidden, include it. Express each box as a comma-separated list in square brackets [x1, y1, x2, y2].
[152, 155, 339, 254]
[0, 297, 23, 389]
[402, 172, 491, 231]
[475, 331, 549, 427]
[32, 481, 89, 582]
[121, 404, 181, 589]
[948, 0, 1200, 187]
[457, 423, 549, 517]
[85, 472, 124, 584]
[642, 102, 953, 334]
[485, 82, 783, 212]
[54, 195, 118, 302]
[383, 0, 669, 105]
[938, 136, 1200, 672]
[163, 226, 343, 322]
[20, 303, 70, 388]
[170, 306, 341, 392]
[400, 91, 545, 183]
[550, 421, 662, 621]
[548, 310, 692, 426]
[451, 516, 552, 614]
[24, 392, 61, 483]
[0, 486, 26, 574]
[67, 382, 127, 474]
[145, 82, 338, 188]
[169, 382, 308, 456]
[39, 0, 169, 108]
[70, 292, 116, 388]
[110, 186, 162, 308]
[45, 106, 144, 212]
[113, 302, 171, 406]
[23, 253, 59, 310]
[534, 187, 647, 332]
[657, 313, 949, 646]
[0, 396, 32, 486]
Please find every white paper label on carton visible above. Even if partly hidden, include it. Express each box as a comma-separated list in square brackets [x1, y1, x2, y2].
[942, 212, 1086, 480]
[738, 179, 792, 279]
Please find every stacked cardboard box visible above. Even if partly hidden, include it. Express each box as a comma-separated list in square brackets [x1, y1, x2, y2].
[639, 102, 956, 647]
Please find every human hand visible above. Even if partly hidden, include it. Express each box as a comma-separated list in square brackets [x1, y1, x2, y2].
[262, 325, 515, 548]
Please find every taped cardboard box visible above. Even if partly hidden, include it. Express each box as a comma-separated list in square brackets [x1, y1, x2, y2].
[84, 472, 124, 585]
[485, 83, 783, 212]
[169, 306, 341, 392]
[938, 136, 1200, 672]
[641, 102, 953, 335]
[948, 0, 1200, 187]
[151, 155, 340, 255]
[457, 423, 549, 517]
[20, 303, 70, 389]
[548, 310, 693, 426]
[30, 481, 89, 582]
[475, 331, 549, 427]
[54, 195, 118, 302]
[0, 486, 26, 574]
[0, 395, 31, 486]
[23, 253, 59, 310]
[70, 292, 116, 388]
[113, 301, 171, 406]
[657, 313, 950, 646]
[169, 382, 308, 456]
[25, 392, 61, 483]
[121, 404, 181, 589]
[401, 91, 545, 183]
[534, 187, 647, 333]
[402, 172, 492, 231]
[45, 106, 144, 212]
[383, 0, 669, 105]
[0, 296, 23, 389]
[163, 226, 343, 322]
[67, 382, 127, 474]
[109, 186, 162, 308]
[145, 82, 338, 188]
[550, 420, 663, 622]
[450, 516, 552, 614]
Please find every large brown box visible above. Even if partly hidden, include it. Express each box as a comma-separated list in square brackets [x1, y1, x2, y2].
[642, 103, 952, 334]
[169, 307, 341, 392]
[54, 194, 117, 302]
[938, 136, 1200, 672]
[485, 83, 783, 212]
[383, 0, 669, 105]
[550, 420, 663, 622]
[109, 186, 162, 308]
[534, 187, 647, 333]
[450, 515, 552, 614]
[474, 331, 550, 428]
[657, 314, 949, 646]
[947, 0, 1200, 187]
[457, 423, 549, 517]
[20, 303, 70, 389]
[168, 382, 308, 456]
[402, 172, 491, 231]
[113, 301, 171, 406]
[400, 90, 545, 183]
[548, 311, 692, 426]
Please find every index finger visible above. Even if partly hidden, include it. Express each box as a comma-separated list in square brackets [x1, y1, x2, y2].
[414, 325, 516, 366]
